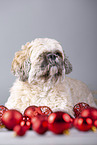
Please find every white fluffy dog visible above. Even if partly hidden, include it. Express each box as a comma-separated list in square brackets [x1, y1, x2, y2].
[5, 38, 97, 116]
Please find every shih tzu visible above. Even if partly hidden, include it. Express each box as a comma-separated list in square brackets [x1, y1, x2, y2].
[5, 38, 97, 116]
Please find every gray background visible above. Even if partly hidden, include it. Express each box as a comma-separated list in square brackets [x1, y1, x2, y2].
[0, 0, 97, 105]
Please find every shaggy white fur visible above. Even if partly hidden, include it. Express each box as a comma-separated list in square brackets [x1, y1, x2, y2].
[5, 38, 97, 116]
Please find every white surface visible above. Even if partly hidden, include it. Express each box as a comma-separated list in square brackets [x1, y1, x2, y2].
[0, 128, 97, 145]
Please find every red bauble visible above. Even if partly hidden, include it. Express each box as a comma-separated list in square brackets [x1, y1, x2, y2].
[74, 116, 93, 131]
[2, 109, 22, 130]
[20, 116, 31, 130]
[14, 125, 27, 136]
[24, 106, 38, 118]
[36, 106, 52, 116]
[31, 115, 48, 134]
[48, 111, 73, 134]
[81, 107, 97, 127]
[73, 102, 90, 118]
[0, 105, 8, 126]
[81, 107, 97, 119]
[24, 105, 52, 119]
[94, 119, 97, 128]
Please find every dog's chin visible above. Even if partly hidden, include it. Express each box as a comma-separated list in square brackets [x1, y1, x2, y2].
[50, 66, 58, 75]
[29, 68, 65, 86]
[38, 65, 65, 84]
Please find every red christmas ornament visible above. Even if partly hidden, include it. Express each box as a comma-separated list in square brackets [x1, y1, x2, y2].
[81, 107, 97, 119]
[24, 106, 38, 118]
[73, 102, 90, 118]
[48, 111, 73, 134]
[20, 116, 31, 130]
[36, 106, 52, 116]
[2, 109, 22, 130]
[0, 105, 8, 126]
[94, 119, 97, 128]
[74, 116, 93, 131]
[31, 115, 48, 134]
[13, 125, 27, 136]
[81, 107, 97, 127]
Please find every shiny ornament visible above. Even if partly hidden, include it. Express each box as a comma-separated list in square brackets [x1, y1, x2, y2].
[2, 109, 22, 130]
[81, 107, 97, 128]
[0, 105, 8, 126]
[36, 106, 52, 116]
[31, 115, 48, 134]
[94, 119, 97, 128]
[48, 111, 73, 134]
[20, 116, 31, 130]
[81, 107, 97, 119]
[24, 106, 38, 118]
[74, 116, 93, 131]
[73, 102, 90, 118]
[14, 125, 27, 136]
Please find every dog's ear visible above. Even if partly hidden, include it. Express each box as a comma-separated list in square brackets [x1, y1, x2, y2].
[64, 55, 72, 74]
[11, 42, 31, 81]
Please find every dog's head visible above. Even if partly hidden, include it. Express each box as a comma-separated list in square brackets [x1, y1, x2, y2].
[11, 38, 72, 84]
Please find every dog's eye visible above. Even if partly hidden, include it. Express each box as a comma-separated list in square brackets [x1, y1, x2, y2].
[55, 51, 62, 58]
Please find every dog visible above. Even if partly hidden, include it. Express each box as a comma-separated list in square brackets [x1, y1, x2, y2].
[5, 38, 97, 116]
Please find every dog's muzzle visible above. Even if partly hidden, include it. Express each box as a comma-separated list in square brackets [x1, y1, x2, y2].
[40, 52, 65, 81]
[47, 53, 59, 75]
[47, 53, 57, 65]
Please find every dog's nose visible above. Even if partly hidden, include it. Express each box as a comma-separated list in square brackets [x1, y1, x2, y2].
[47, 53, 56, 62]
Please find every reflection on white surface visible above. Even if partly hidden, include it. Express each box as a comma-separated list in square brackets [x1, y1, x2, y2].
[0, 128, 97, 145]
